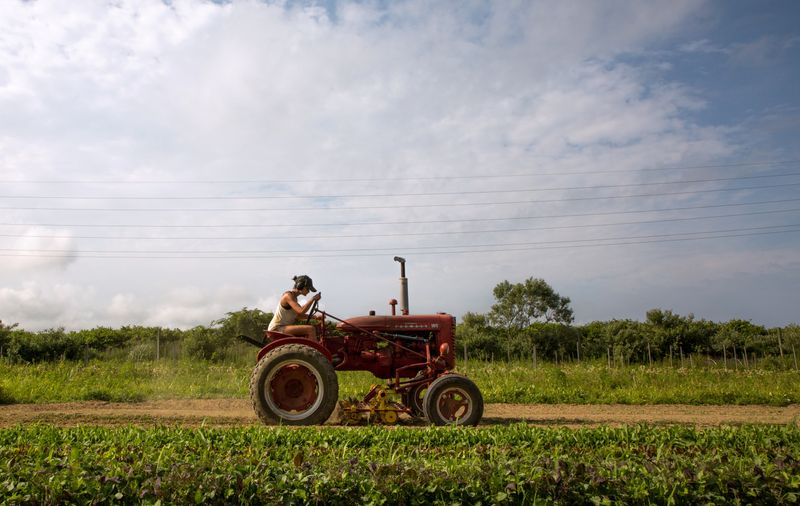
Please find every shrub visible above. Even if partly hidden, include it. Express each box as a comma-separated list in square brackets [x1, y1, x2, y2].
[182, 326, 228, 361]
[127, 342, 157, 362]
[0, 385, 12, 404]
[5, 328, 83, 362]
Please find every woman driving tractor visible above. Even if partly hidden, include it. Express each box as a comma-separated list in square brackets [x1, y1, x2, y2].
[267, 275, 321, 341]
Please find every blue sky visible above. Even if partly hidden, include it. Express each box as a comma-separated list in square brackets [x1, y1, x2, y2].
[0, 0, 798, 329]
[663, 2, 799, 144]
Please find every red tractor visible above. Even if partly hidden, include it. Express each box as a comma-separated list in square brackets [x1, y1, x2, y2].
[243, 257, 483, 426]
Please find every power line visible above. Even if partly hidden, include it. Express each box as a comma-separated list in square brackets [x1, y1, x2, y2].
[1, 159, 797, 184]
[2, 228, 798, 259]
[4, 223, 798, 255]
[3, 172, 799, 200]
[2, 182, 799, 212]
[2, 197, 798, 228]
[2, 207, 798, 241]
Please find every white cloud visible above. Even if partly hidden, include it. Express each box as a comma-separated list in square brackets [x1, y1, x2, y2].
[0, 227, 77, 273]
[0, 282, 95, 329]
[679, 35, 795, 67]
[0, 282, 261, 330]
[679, 39, 728, 54]
[0, 0, 796, 329]
[106, 293, 145, 322]
[141, 285, 256, 329]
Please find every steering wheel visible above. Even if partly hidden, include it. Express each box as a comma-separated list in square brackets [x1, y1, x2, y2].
[305, 298, 320, 324]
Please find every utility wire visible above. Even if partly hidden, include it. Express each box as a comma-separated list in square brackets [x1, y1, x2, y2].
[2, 228, 798, 259]
[2, 182, 799, 212]
[3, 207, 799, 241]
[2, 197, 798, 228]
[1, 159, 797, 184]
[2, 172, 799, 200]
[4, 223, 798, 255]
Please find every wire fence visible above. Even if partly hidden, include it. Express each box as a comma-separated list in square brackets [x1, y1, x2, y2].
[459, 328, 800, 371]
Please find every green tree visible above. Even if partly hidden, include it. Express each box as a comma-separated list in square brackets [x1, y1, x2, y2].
[182, 326, 225, 361]
[460, 311, 490, 329]
[520, 322, 581, 360]
[213, 307, 273, 340]
[0, 320, 17, 358]
[714, 319, 767, 355]
[488, 278, 574, 331]
[456, 312, 501, 360]
[645, 309, 718, 355]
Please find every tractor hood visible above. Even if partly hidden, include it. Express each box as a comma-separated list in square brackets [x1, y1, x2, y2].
[336, 313, 453, 333]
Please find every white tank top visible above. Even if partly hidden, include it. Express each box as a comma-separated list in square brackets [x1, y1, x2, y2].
[268, 293, 298, 331]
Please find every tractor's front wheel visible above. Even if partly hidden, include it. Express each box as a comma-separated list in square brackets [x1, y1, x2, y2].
[250, 344, 339, 425]
[403, 382, 428, 417]
[423, 374, 483, 426]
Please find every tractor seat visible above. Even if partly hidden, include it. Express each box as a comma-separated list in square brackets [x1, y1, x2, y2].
[265, 330, 294, 342]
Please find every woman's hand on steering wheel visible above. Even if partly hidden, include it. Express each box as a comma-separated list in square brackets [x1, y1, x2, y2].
[305, 293, 321, 324]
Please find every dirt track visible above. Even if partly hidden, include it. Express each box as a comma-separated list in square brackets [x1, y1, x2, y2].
[1, 400, 798, 428]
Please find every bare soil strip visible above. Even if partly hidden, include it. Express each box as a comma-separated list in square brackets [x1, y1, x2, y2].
[1, 400, 798, 428]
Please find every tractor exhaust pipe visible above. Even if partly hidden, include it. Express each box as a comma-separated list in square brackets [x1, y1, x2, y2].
[394, 256, 409, 315]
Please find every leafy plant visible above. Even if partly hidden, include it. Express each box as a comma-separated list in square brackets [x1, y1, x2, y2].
[1, 424, 797, 505]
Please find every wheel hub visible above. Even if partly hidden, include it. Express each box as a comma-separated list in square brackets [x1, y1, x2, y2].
[437, 388, 471, 422]
[269, 364, 319, 412]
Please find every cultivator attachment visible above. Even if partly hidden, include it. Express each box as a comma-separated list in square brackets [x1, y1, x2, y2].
[338, 384, 410, 425]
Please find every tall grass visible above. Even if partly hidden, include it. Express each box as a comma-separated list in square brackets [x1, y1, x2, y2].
[2, 358, 798, 405]
[0, 360, 246, 403]
[459, 360, 800, 405]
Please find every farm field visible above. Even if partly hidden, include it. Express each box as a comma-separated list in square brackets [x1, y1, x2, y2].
[2, 424, 799, 504]
[2, 358, 799, 406]
[3, 360, 799, 504]
[1, 398, 799, 428]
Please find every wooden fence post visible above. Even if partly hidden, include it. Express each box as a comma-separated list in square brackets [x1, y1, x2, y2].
[533, 345, 537, 369]
[576, 338, 581, 362]
[778, 329, 785, 363]
[607, 347, 612, 369]
[732, 344, 738, 370]
[680, 347, 684, 368]
[723, 343, 727, 370]
[669, 345, 673, 368]
[156, 329, 161, 361]
[793, 343, 798, 371]
[647, 342, 652, 367]
[743, 346, 749, 368]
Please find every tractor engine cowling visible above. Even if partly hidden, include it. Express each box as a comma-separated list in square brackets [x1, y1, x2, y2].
[333, 313, 455, 379]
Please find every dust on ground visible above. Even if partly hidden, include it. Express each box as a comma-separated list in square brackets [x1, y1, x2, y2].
[1, 400, 798, 428]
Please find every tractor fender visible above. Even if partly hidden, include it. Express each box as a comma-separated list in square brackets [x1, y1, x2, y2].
[256, 338, 334, 363]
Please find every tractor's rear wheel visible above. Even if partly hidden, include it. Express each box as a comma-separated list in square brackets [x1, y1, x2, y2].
[250, 344, 338, 425]
[422, 374, 483, 426]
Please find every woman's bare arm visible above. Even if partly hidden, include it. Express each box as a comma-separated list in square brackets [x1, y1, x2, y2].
[284, 292, 321, 316]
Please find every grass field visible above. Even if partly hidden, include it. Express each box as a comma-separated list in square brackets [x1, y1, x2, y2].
[1, 358, 799, 405]
[1, 424, 798, 504]
[3, 359, 799, 504]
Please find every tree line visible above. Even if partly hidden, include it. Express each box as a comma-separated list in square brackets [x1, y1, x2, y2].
[2, 277, 798, 365]
[457, 277, 799, 365]
[0, 309, 272, 364]
[457, 308, 800, 365]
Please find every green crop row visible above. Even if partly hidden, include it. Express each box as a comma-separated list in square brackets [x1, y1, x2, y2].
[2, 358, 799, 406]
[1, 424, 799, 505]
